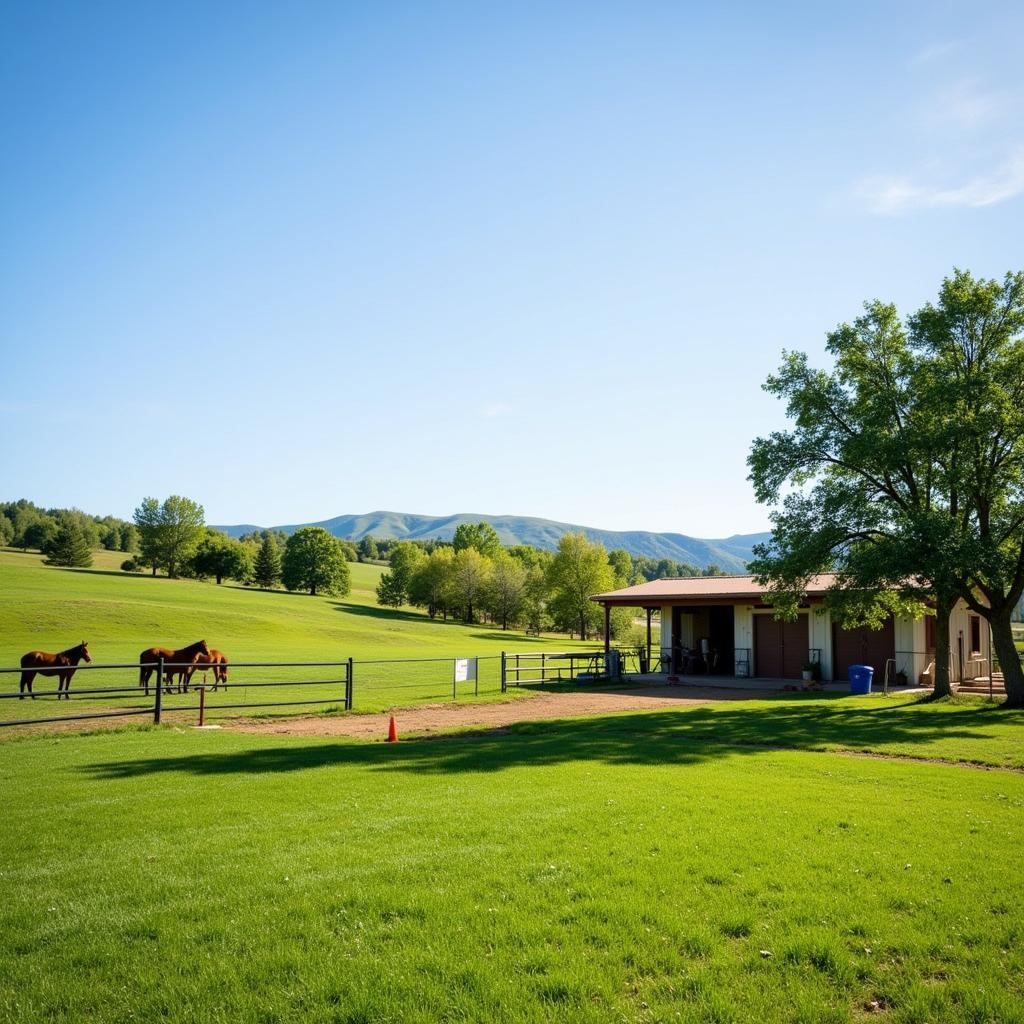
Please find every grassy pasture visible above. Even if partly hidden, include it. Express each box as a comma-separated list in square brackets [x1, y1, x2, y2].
[1, 697, 1023, 1023]
[0, 548, 597, 721]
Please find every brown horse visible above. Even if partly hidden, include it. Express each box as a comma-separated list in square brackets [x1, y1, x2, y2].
[139, 640, 210, 695]
[20, 641, 92, 700]
[186, 649, 229, 691]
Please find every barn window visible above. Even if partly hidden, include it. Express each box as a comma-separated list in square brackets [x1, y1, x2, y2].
[969, 615, 982, 655]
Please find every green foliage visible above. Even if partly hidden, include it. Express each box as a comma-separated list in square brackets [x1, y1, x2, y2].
[133, 496, 206, 578]
[547, 532, 614, 639]
[607, 548, 634, 586]
[358, 536, 379, 562]
[44, 520, 93, 567]
[407, 547, 456, 619]
[485, 550, 528, 629]
[22, 517, 58, 553]
[452, 520, 502, 558]
[282, 527, 351, 597]
[252, 533, 283, 589]
[0, 516, 12, 546]
[191, 530, 252, 585]
[120, 557, 142, 573]
[750, 269, 1024, 704]
[450, 547, 491, 622]
[375, 541, 425, 608]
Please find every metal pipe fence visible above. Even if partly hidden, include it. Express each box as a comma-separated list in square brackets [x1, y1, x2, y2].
[0, 648, 637, 729]
[0, 658, 353, 728]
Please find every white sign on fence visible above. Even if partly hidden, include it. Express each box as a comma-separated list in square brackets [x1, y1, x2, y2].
[454, 657, 477, 683]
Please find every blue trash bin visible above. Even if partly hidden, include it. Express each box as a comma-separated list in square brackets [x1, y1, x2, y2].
[849, 664, 874, 694]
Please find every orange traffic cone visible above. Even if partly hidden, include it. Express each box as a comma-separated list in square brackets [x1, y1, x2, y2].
[387, 715, 398, 743]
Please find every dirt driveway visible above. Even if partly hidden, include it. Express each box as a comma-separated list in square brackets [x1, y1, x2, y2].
[228, 685, 764, 739]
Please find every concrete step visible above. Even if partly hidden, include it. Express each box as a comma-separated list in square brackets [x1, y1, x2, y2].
[956, 683, 1006, 695]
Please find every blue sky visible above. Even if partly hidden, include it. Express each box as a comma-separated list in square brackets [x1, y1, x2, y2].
[2, 2, 1022, 537]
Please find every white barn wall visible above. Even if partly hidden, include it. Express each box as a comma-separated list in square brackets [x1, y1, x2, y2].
[734, 606, 753, 676]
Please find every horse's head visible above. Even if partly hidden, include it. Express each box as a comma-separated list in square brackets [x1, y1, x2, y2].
[80, 641, 92, 663]
[199, 639, 210, 655]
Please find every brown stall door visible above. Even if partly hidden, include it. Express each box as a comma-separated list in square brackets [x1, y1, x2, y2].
[754, 614, 809, 679]
[832, 616, 895, 682]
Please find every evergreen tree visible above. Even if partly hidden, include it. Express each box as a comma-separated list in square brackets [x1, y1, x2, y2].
[45, 521, 93, 567]
[253, 534, 283, 589]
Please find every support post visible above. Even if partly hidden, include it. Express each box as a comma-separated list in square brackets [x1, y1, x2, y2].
[604, 604, 611, 654]
[346, 658, 354, 710]
[154, 657, 164, 724]
[501, 652, 507, 693]
[198, 685, 206, 727]
[646, 608, 652, 671]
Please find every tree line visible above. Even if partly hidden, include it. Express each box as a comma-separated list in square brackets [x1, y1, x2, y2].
[374, 521, 672, 641]
[0, 499, 139, 568]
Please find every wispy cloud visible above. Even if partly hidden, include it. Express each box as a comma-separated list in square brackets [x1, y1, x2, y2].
[856, 149, 1024, 214]
[926, 78, 1007, 131]
[910, 40, 959, 66]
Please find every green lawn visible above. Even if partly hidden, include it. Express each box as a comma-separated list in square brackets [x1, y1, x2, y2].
[1, 697, 1023, 1023]
[0, 548, 599, 720]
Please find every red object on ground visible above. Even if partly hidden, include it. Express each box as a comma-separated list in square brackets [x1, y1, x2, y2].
[387, 715, 398, 742]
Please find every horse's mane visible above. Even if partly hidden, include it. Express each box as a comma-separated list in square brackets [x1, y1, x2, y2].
[179, 640, 208, 655]
[59, 642, 87, 658]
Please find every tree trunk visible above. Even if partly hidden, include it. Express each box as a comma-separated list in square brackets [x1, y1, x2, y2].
[310, 583, 317, 596]
[932, 593, 955, 698]
[216, 573, 223, 584]
[988, 606, 1024, 708]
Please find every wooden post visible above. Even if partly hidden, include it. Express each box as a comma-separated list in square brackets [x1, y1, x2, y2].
[346, 658, 354, 710]
[646, 608, 652, 671]
[604, 604, 611, 653]
[501, 652, 507, 693]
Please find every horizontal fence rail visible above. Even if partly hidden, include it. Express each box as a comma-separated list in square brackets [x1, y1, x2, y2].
[1, 648, 640, 729]
[1, 658, 353, 728]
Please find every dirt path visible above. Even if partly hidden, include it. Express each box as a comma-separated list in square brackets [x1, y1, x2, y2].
[227, 685, 761, 739]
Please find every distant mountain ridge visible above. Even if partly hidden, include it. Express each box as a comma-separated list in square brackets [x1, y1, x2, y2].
[214, 510, 769, 573]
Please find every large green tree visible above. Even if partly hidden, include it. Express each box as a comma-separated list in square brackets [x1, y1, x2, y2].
[282, 527, 351, 597]
[450, 547, 491, 622]
[547, 532, 614, 641]
[408, 547, 455, 619]
[485, 550, 528, 630]
[452, 521, 502, 559]
[133, 496, 205, 578]
[909, 270, 1024, 706]
[749, 270, 1024, 704]
[376, 541, 425, 608]
[192, 530, 252, 584]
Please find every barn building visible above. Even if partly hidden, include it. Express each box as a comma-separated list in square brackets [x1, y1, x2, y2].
[591, 574, 992, 686]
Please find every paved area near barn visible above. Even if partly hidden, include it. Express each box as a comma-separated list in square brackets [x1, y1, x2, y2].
[227, 684, 768, 739]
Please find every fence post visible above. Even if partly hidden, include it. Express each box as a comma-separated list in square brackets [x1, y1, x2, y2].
[501, 652, 507, 693]
[154, 657, 164, 724]
[453, 660, 457, 702]
[346, 658, 354, 710]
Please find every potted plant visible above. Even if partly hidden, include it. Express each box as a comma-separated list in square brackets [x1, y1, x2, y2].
[895, 669, 908, 687]
[801, 661, 815, 682]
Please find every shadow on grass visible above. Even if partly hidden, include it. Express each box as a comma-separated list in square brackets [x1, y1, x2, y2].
[79, 697, 1023, 780]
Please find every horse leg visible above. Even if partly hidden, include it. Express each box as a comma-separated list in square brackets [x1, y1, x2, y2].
[20, 671, 35, 699]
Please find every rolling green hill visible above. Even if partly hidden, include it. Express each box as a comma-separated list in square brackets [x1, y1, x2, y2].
[214, 509, 768, 571]
[0, 548, 597, 720]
